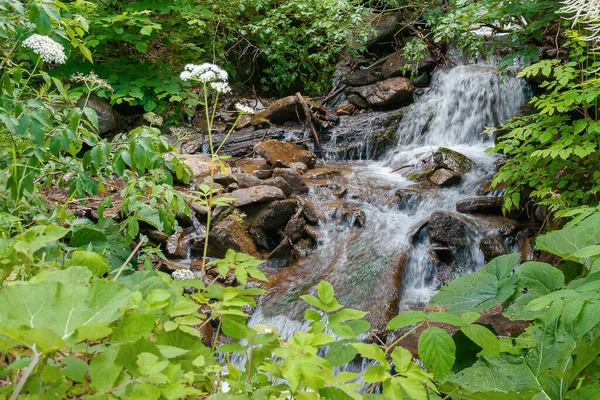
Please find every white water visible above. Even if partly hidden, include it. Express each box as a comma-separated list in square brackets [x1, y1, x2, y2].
[247, 64, 528, 346]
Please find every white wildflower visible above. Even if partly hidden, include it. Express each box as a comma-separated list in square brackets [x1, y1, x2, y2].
[172, 269, 196, 280]
[71, 71, 115, 92]
[180, 63, 228, 83]
[235, 102, 254, 114]
[561, 0, 600, 48]
[209, 81, 231, 94]
[22, 34, 67, 64]
[143, 112, 163, 126]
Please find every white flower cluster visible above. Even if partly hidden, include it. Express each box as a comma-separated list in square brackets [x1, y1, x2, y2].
[143, 112, 164, 126]
[180, 63, 228, 83]
[71, 71, 114, 92]
[22, 34, 67, 64]
[172, 269, 196, 280]
[209, 81, 231, 94]
[562, 0, 600, 48]
[235, 102, 254, 114]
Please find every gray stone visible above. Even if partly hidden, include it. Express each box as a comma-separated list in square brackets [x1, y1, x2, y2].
[253, 169, 273, 179]
[479, 235, 510, 262]
[284, 218, 306, 243]
[346, 77, 414, 108]
[343, 69, 382, 86]
[456, 197, 503, 215]
[433, 147, 473, 173]
[245, 199, 299, 231]
[263, 177, 294, 197]
[273, 168, 309, 193]
[206, 215, 257, 258]
[230, 186, 285, 207]
[428, 211, 476, 247]
[77, 93, 117, 135]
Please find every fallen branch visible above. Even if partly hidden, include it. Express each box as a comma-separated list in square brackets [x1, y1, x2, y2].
[322, 56, 388, 105]
[295, 92, 324, 157]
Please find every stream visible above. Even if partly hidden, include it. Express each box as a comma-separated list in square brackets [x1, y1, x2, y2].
[248, 63, 529, 337]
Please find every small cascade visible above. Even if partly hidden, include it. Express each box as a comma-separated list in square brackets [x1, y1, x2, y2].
[246, 64, 530, 376]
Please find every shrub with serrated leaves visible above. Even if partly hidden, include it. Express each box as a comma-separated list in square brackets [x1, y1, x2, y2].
[491, 37, 600, 212]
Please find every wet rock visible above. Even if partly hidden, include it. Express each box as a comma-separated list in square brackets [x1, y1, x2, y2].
[428, 168, 462, 187]
[213, 173, 236, 187]
[227, 183, 239, 191]
[248, 226, 271, 252]
[433, 147, 473, 173]
[381, 51, 436, 79]
[346, 77, 414, 108]
[252, 169, 272, 179]
[207, 215, 257, 258]
[474, 215, 521, 237]
[272, 168, 309, 193]
[147, 230, 169, 245]
[233, 173, 264, 189]
[428, 246, 454, 267]
[229, 185, 286, 207]
[176, 211, 194, 228]
[77, 93, 117, 134]
[347, 94, 370, 109]
[428, 211, 476, 247]
[267, 240, 294, 268]
[335, 103, 357, 116]
[479, 235, 510, 262]
[245, 199, 299, 231]
[254, 140, 317, 168]
[263, 177, 293, 197]
[284, 218, 306, 243]
[456, 197, 503, 215]
[251, 96, 304, 125]
[212, 204, 235, 225]
[353, 209, 366, 228]
[394, 188, 431, 205]
[166, 231, 191, 259]
[288, 162, 308, 174]
[413, 72, 430, 88]
[408, 217, 429, 242]
[305, 168, 341, 180]
[304, 225, 323, 241]
[300, 199, 322, 225]
[343, 69, 382, 86]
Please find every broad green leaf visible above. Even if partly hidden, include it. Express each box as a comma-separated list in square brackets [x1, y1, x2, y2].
[70, 250, 110, 277]
[329, 308, 367, 323]
[62, 357, 89, 383]
[89, 348, 122, 392]
[418, 327, 456, 378]
[462, 324, 500, 355]
[390, 346, 413, 373]
[0, 277, 130, 349]
[363, 365, 389, 383]
[481, 253, 520, 280]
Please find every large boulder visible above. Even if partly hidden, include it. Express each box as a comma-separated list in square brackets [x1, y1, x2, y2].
[251, 96, 304, 125]
[245, 199, 299, 231]
[229, 186, 285, 207]
[479, 235, 510, 262]
[456, 197, 503, 215]
[254, 140, 317, 168]
[428, 211, 476, 247]
[77, 93, 117, 135]
[206, 215, 257, 258]
[433, 147, 473, 173]
[381, 50, 436, 79]
[346, 77, 414, 108]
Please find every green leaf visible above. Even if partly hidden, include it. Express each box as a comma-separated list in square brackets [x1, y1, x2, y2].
[318, 387, 355, 400]
[462, 324, 500, 355]
[89, 348, 122, 392]
[390, 346, 413, 373]
[363, 365, 389, 383]
[351, 343, 387, 365]
[317, 281, 334, 304]
[0, 277, 130, 349]
[418, 327, 456, 378]
[326, 341, 358, 367]
[136, 42, 148, 53]
[481, 254, 520, 280]
[70, 250, 110, 277]
[329, 308, 367, 323]
[387, 311, 426, 330]
[62, 357, 89, 383]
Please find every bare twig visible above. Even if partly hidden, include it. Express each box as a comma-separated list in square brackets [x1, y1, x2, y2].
[113, 236, 147, 281]
[295, 92, 324, 156]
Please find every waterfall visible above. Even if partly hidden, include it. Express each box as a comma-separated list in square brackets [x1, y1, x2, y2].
[246, 64, 529, 365]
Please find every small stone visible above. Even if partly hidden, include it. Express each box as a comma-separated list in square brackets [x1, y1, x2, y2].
[253, 169, 273, 179]
[456, 197, 503, 215]
[213, 173, 236, 187]
[263, 177, 294, 197]
[284, 218, 306, 243]
[207, 215, 257, 258]
[254, 140, 317, 168]
[272, 168, 309, 193]
[429, 168, 462, 187]
[428, 211, 476, 247]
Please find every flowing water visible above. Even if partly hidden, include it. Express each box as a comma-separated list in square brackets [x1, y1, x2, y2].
[248, 64, 529, 339]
